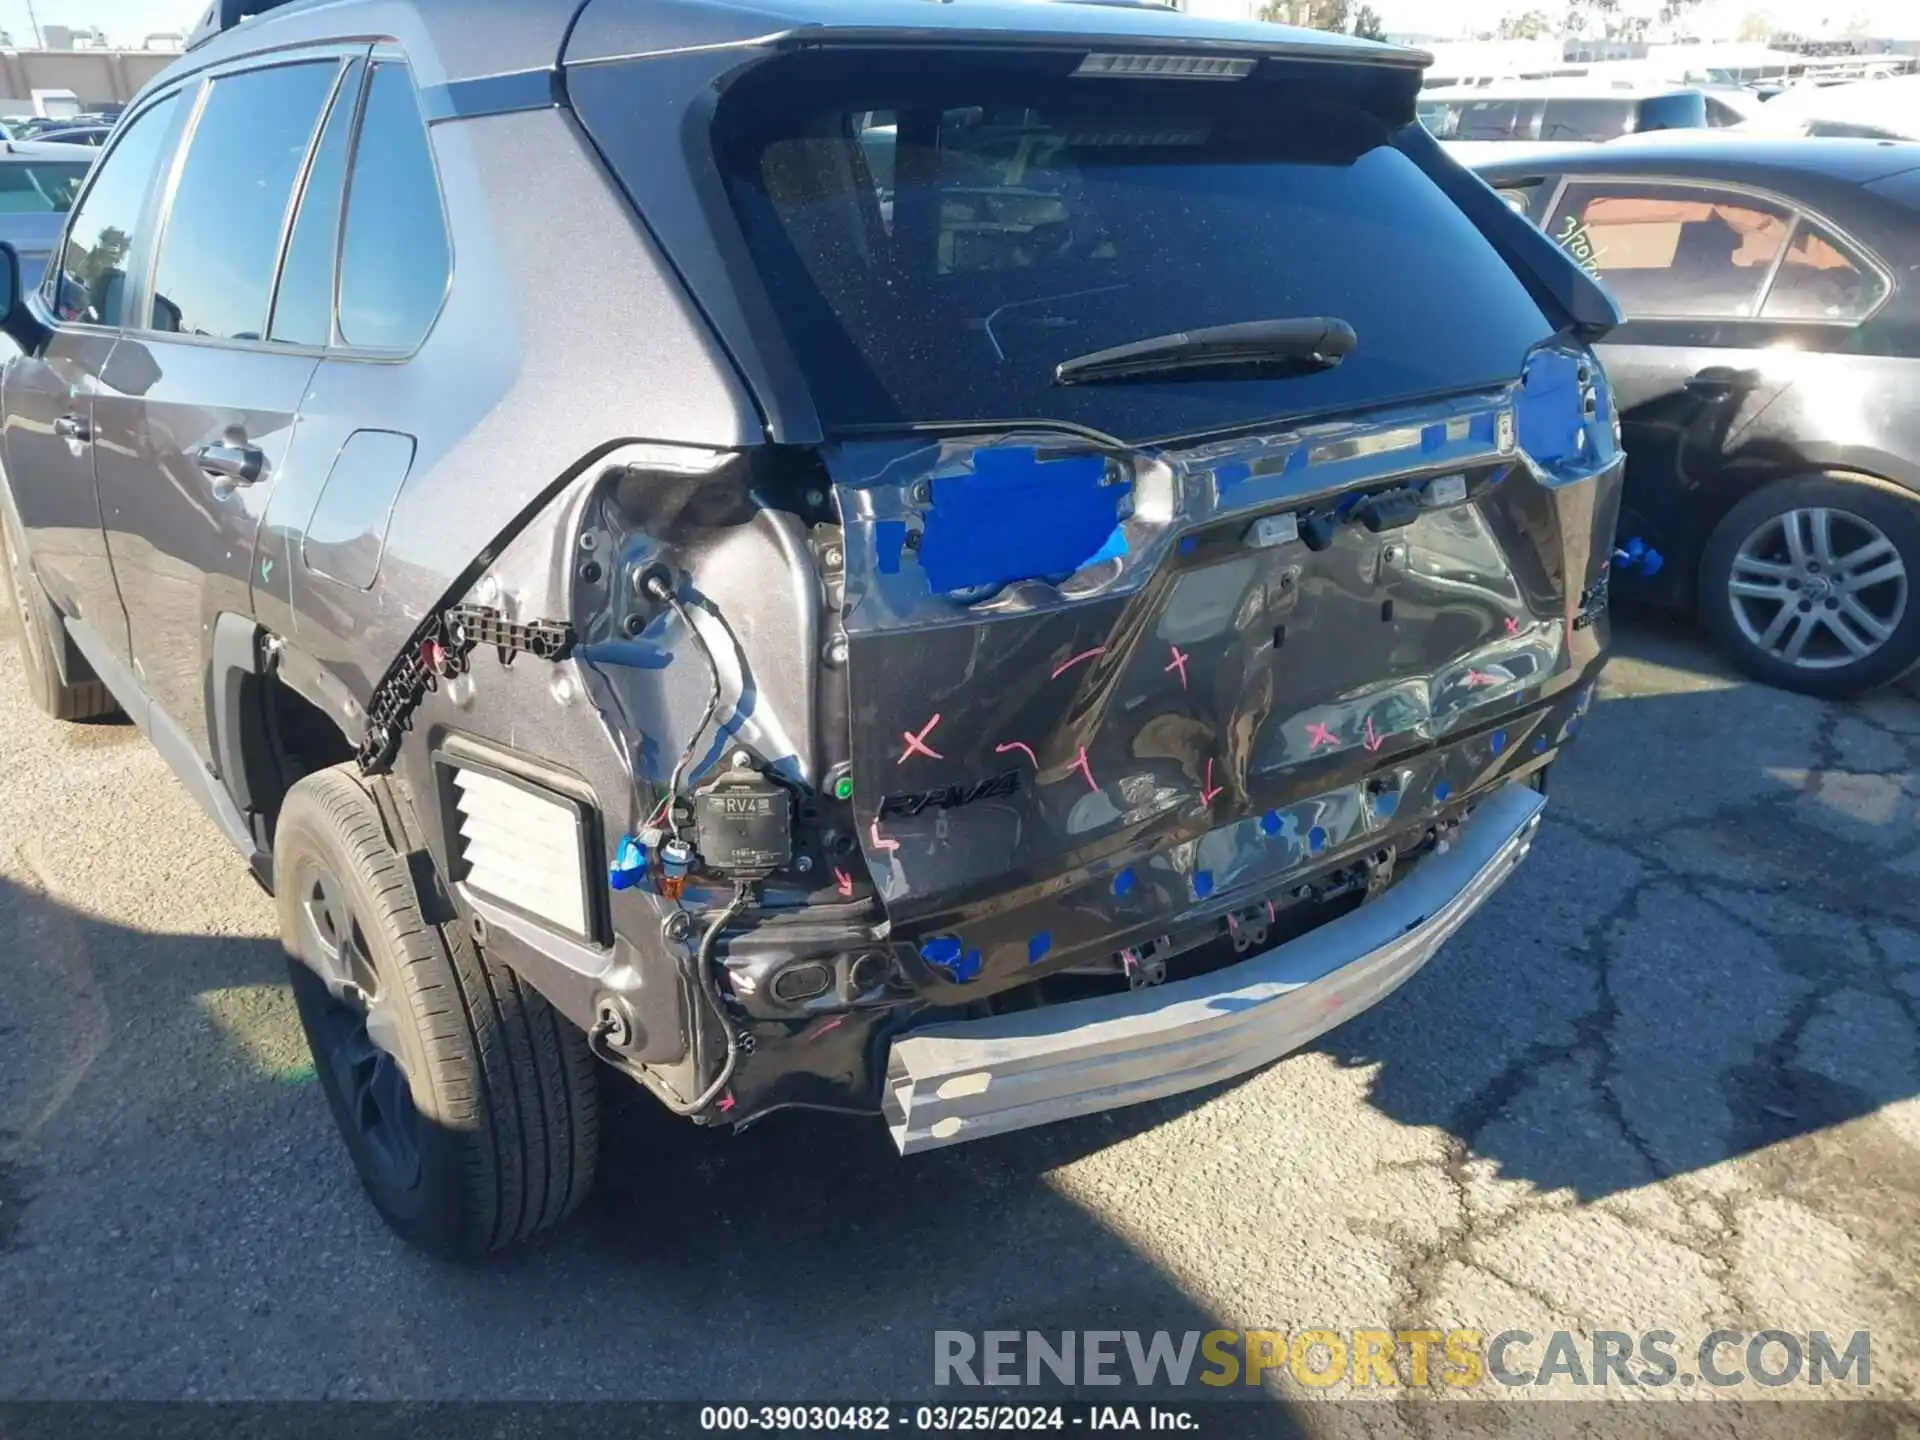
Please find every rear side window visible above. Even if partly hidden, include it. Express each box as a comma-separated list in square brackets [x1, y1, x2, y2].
[48, 93, 180, 327]
[1760, 222, 1885, 322]
[720, 55, 1553, 442]
[1538, 99, 1635, 142]
[1420, 98, 1540, 141]
[149, 61, 339, 339]
[1632, 93, 1708, 132]
[336, 62, 449, 351]
[1547, 181, 1789, 319]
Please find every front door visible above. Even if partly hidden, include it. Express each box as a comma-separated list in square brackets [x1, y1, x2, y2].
[0, 90, 187, 668]
[90, 56, 350, 762]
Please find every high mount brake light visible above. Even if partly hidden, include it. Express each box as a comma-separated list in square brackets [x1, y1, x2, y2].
[1073, 52, 1257, 81]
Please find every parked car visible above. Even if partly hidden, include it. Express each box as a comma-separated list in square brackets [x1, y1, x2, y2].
[1418, 82, 1728, 166]
[1479, 135, 1920, 696]
[0, 142, 93, 294]
[29, 124, 112, 148]
[0, 0, 1621, 1255]
[1740, 74, 1920, 142]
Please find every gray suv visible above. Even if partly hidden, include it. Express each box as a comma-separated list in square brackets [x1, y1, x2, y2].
[0, 0, 1624, 1255]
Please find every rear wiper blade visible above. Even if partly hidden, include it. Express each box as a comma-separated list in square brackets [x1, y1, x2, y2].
[1053, 317, 1356, 387]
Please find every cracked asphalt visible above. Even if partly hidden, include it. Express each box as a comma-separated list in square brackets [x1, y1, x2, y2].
[1, 615, 1917, 1416]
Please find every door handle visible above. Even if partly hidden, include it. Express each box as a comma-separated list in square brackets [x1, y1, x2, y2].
[1685, 366, 1762, 395]
[53, 413, 90, 442]
[192, 441, 265, 485]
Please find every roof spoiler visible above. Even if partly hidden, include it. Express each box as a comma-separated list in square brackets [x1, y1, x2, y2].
[185, 0, 302, 50]
[1393, 122, 1622, 342]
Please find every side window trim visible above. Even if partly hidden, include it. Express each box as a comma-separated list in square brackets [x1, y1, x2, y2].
[1752, 210, 1802, 316]
[39, 82, 196, 330]
[1542, 171, 1894, 328]
[264, 49, 372, 349]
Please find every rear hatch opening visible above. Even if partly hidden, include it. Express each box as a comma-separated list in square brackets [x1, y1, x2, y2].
[562, 32, 1622, 1008]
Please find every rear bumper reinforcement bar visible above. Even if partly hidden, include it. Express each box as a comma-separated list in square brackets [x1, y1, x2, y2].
[883, 781, 1546, 1154]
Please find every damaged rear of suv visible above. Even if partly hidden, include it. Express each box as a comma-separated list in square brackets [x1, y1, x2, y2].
[0, 0, 1623, 1254]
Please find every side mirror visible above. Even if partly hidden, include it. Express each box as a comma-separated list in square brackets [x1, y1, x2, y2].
[0, 242, 50, 354]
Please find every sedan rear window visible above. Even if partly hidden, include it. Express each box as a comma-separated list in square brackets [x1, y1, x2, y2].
[0, 160, 88, 213]
[719, 53, 1552, 442]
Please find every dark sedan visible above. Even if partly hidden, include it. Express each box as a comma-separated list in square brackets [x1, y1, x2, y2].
[1478, 135, 1920, 697]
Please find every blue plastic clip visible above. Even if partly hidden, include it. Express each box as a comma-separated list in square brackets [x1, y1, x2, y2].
[1612, 537, 1665, 578]
[608, 834, 648, 891]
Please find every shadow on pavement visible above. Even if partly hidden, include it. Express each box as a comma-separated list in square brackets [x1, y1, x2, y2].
[1314, 616, 1920, 1205]
[3, 618, 1915, 1406]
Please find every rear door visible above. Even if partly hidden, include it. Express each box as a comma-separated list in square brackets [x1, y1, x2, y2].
[1539, 176, 1891, 575]
[1, 92, 185, 665]
[90, 53, 352, 762]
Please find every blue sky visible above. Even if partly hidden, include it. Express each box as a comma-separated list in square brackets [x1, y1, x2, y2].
[0, 0, 200, 45]
[3, 0, 1916, 47]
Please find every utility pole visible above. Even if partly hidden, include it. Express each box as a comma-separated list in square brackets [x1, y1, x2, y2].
[21, 0, 42, 48]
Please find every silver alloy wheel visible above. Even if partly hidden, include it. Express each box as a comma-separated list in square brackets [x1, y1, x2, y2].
[1727, 506, 1907, 671]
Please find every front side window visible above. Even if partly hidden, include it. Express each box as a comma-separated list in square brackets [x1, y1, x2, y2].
[149, 60, 339, 340]
[335, 62, 449, 351]
[1547, 181, 1790, 319]
[47, 93, 180, 327]
[721, 53, 1555, 442]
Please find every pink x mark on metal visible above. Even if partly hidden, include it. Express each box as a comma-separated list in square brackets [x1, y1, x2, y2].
[1165, 645, 1190, 690]
[1504, 615, 1521, 637]
[1465, 669, 1500, 688]
[1071, 746, 1099, 792]
[834, 867, 854, 898]
[1363, 716, 1385, 753]
[898, 712, 944, 764]
[1199, 757, 1224, 807]
[868, 818, 900, 855]
[1306, 721, 1338, 752]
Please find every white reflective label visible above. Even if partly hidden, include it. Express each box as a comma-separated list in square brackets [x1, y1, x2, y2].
[1245, 512, 1299, 549]
[1426, 474, 1468, 507]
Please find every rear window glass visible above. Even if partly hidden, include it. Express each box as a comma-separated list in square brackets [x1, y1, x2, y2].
[721, 55, 1552, 442]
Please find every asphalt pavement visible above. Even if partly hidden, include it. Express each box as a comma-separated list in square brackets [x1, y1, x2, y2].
[0, 614, 1916, 1418]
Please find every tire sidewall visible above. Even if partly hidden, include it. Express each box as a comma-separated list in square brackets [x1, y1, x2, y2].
[276, 784, 469, 1253]
[1699, 474, 1920, 699]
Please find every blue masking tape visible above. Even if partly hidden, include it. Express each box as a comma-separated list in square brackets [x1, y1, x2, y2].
[917, 448, 1128, 595]
[875, 519, 907, 576]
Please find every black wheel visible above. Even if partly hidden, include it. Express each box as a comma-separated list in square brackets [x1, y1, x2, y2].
[276, 766, 600, 1258]
[1, 502, 118, 720]
[1699, 473, 1920, 699]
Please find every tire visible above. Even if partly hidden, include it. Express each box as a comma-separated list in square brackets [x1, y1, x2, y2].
[275, 765, 600, 1258]
[0, 503, 117, 721]
[1698, 473, 1920, 700]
